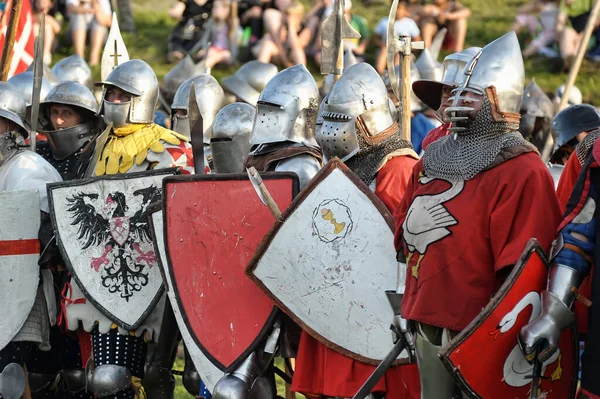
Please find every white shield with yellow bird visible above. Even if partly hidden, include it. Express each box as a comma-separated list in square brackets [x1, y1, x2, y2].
[247, 158, 410, 365]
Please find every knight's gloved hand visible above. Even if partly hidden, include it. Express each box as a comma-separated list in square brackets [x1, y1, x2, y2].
[392, 315, 416, 361]
[519, 291, 575, 363]
[96, 124, 188, 175]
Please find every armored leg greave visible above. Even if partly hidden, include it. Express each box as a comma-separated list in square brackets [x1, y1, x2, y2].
[143, 302, 179, 399]
[28, 326, 92, 399]
[182, 346, 200, 396]
[91, 329, 146, 399]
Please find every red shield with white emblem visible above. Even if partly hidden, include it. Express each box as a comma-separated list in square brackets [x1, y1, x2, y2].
[163, 173, 299, 372]
[440, 239, 578, 399]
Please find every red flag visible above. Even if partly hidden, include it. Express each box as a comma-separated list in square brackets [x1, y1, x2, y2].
[0, 0, 35, 78]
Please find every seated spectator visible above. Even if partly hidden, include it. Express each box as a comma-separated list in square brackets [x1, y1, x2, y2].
[167, 0, 214, 64]
[373, 0, 420, 73]
[33, 0, 62, 65]
[195, 0, 233, 68]
[252, 0, 312, 66]
[66, 0, 112, 66]
[420, 0, 471, 52]
[239, 0, 268, 46]
[512, 0, 559, 58]
[556, 0, 600, 70]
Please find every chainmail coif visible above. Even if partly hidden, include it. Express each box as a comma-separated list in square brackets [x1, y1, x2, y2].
[345, 127, 413, 185]
[576, 128, 600, 166]
[423, 97, 532, 181]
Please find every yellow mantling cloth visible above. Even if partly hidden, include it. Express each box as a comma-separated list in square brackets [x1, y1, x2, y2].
[96, 123, 188, 175]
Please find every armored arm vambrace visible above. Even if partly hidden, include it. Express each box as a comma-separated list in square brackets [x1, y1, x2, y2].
[38, 211, 61, 267]
[520, 206, 595, 361]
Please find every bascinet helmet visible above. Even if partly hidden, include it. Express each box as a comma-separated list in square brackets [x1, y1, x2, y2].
[250, 64, 319, 148]
[445, 32, 524, 133]
[171, 74, 225, 143]
[316, 62, 398, 162]
[52, 54, 93, 88]
[222, 61, 278, 106]
[210, 102, 255, 173]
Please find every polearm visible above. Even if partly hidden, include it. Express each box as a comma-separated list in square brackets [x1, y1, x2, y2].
[541, 0, 600, 161]
[387, 0, 424, 142]
[320, 0, 360, 79]
[29, 13, 45, 152]
[189, 83, 205, 175]
[0, 0, 23, 81]
[228, 0, 239, 62]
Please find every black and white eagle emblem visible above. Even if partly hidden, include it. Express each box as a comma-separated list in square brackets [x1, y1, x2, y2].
[66, 185, 161, 301]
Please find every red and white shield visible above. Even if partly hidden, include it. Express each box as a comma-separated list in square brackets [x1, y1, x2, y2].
[0, 0, 35, 78]
[109, 217, 130, 246]
[0, 189, 41, 351]
[163, 173, 299, 372]
[440, 239, 578, 399]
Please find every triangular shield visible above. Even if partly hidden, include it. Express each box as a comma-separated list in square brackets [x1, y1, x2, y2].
[247, 159, 408, 364]
[48, 169, 179, 330]
[148, 204, 225, 391]
[0, 190, 40, 351]
[162, 172, 299, 371]
[440, 239, 578, 398]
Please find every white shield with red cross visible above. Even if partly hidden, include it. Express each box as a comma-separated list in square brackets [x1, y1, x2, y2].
[0, 189, 41, 351]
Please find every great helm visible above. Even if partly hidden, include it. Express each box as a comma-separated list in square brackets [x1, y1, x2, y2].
[7, 71, 52, 106]
[445, 32, 524, 132]
[171, 74, 225, 143]
[210, 102, 255, 173]
[552, 104, 600, 150]
[222, 61, 278, 106]
[250, 64, 319, 147]
[412, 47, 481, 112]
[0, 82, 28, 137]
[316, 62, 396, 162]
[52, 54, 93, 88]
[95, 59, 159, 128]
[39, 81, 98, 160]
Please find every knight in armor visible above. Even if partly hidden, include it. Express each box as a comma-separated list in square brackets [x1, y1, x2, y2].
[412, 47, 480, 152]
[519, 110, 600, 399]
[221, 60, 278, 106]
[393, 32, 561, 398]
[0, 82, 63, 397]
[94, 59, 194, 176]
[291, 62, 421, 399]
[518, 79, 555, 154]
[25, 80, 99, 399]
[34, 81, 99, 180]
[210, 65, 322, 399]
[210, 102, 255, 174]
[553, 105, 600, 208]
[59, 59, 193, 399]
[243, 64, 322, 190]
[171, 73, 224, 171]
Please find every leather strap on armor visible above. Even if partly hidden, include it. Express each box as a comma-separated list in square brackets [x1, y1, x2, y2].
[244, 146, 323, 173]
